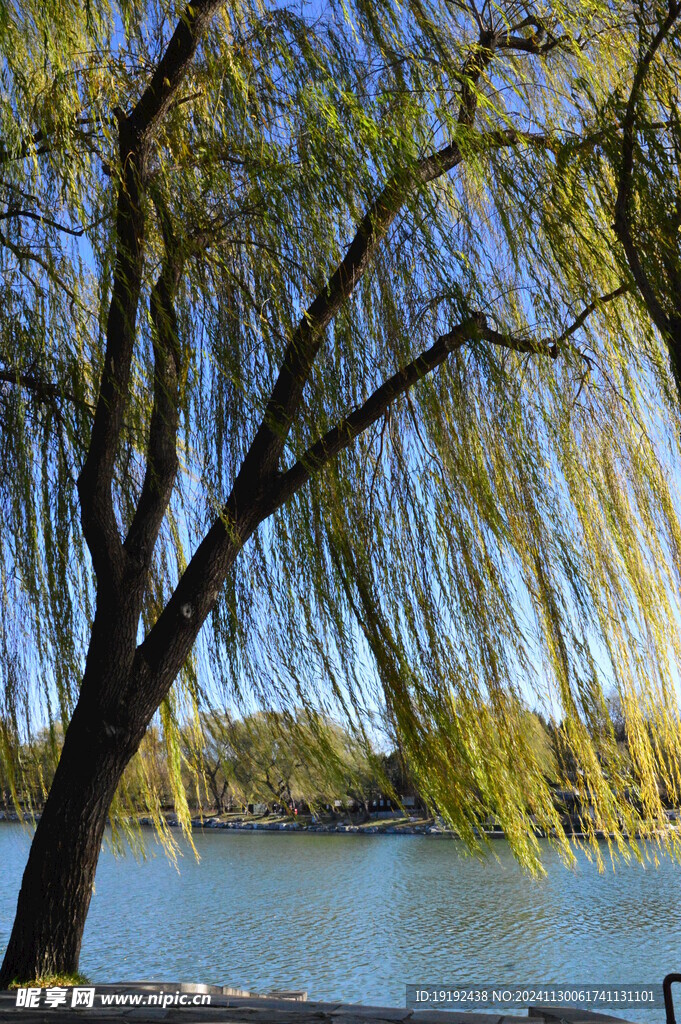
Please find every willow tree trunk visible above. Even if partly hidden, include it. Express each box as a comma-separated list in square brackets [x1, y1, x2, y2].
[0, 584, 179, 986]
[0, 692, 149, 987]
[0, 484, 257, 987]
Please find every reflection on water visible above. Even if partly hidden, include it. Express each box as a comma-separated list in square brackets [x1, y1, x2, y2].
[0, 824, 679, 1017]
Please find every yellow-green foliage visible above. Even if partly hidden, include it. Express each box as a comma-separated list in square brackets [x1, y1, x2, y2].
[196, 708, 380, 810]
[2, 0, 681, 874]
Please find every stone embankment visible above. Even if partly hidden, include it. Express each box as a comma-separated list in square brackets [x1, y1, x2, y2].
[0, 982, 641, 1024]
[169, 816, 446, 836]
[5, 808, 677, 840]
[0, 809, 446, 835]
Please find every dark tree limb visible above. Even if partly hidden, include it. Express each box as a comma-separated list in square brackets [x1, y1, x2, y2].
[270, 314, 491, 507]
[613, 3, 681, 340]
[133, 286, 627, 704]
[124, 205, 184, 569]
[551, 285, 630, 344]
[498, 35, 565, 54]
[271, 288, 629, 508]
[128, 0, 226, 142]
[0, 208, 85, 236]
[76, 141, 145, 589]
[77, 0, 226, 592]
[235, 36, 498, 490]
[0, 368, 92, 411]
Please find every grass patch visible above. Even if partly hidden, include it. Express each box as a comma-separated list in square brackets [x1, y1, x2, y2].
[7, 972, 90, 989]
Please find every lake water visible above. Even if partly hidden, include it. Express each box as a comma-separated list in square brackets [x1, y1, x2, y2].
[0, 824, 679, 1017]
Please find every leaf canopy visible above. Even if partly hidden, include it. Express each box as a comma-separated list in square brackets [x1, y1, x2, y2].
[2, 0, 681, 871]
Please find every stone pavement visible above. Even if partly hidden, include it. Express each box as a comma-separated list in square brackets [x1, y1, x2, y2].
[0, 985, 640, 1024]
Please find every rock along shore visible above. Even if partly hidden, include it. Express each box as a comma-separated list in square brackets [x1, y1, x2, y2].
[0, 808, 473, 837]
[0, 808, 613, 840]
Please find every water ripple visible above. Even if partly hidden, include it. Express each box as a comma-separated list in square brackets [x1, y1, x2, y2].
[1, 826, 680, 1016]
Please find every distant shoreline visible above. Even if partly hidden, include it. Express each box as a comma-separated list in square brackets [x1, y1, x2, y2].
[0, 809, 444, 837]
[0, 809, 615, 841]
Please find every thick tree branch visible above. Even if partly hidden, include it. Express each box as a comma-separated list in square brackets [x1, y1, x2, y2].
[0, 208, 85, 237]
[271, 288, 628, 508]
[128, 0, 225, 142]
[613, 3, 681, 338]
[76, 142, 145, 587]
[271, 314, 490, 506]
[498, 34, 565, 54]
[77, 0, 225, 590]
[551, 285, 630, 344]
[234, 36, 497, 492]
[124, 209, 183, 567]
[132, 287, 626, 711]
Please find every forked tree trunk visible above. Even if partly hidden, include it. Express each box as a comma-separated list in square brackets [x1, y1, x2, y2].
[0, 696, 146, 987]
[0, 510, 251, 987]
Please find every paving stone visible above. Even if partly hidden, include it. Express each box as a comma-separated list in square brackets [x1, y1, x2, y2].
[225, 999, 318, 1013]
[125, 1011, 169, 1020]
[410, 1012, 506, 1024]
[528, 1008, 632, 1023]
[0, 991, 639, 1024]
[330, 1007, 412, 1021]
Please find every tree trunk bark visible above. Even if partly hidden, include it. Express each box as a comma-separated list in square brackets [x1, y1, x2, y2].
[207, 771, 225, 815]
[0, 470, 262, 987]
[0, 700, 143, 987]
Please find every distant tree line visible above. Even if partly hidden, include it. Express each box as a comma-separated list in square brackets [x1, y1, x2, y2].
[2, 699, 663, 824]
[0, 709, 425, 819]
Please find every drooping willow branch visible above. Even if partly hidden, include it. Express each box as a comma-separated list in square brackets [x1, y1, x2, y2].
[0, 367, 93, 412]
[613, 2, 681, 352]
[272, 287, 629, 508]
[133, 29, 560, 685]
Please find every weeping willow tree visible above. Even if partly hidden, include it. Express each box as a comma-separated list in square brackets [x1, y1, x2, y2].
[2, 0, 681, 984]
[191, 709, 379, 812]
